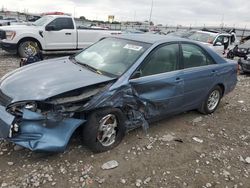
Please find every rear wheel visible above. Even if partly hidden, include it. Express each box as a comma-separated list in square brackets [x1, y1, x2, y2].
[198, 86, 222, 114]
[82, 108, 126, 153]
[18, 40, 40, 58]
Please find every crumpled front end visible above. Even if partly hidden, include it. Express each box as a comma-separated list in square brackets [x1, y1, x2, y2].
[0, 103, 85, 152]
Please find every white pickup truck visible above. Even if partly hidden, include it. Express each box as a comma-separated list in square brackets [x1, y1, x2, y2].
[0, 15, 121, 57]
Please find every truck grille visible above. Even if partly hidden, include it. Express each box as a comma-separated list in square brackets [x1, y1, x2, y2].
[0, 90, 12, 107]
[0, 30, 6, 40]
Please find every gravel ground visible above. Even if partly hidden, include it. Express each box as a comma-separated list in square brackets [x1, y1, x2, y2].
[0, 50, 250, 188]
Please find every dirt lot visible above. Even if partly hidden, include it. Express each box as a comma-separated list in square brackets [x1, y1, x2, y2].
[0, 50, 249, 188]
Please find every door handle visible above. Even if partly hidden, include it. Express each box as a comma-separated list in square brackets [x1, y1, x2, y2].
[175, 77, 182, 83]
[210, 70, 217, 76]
[65, 33, 72, 35]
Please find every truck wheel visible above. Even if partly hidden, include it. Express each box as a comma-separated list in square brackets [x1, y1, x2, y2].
[18, 41, 40, 58]
[82, 108, 126, 153]
[198, 86, 222, 114]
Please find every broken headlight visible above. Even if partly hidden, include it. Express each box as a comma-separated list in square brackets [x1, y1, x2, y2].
[7, 101, 38, 116]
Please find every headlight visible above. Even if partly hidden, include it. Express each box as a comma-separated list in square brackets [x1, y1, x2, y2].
[5, 31, 16, 40]
[7, 101, 37, 116]
[24, 102, 37, 111]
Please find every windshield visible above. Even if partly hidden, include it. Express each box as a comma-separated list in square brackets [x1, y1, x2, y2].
[33, 16, 52, 26]
[74, 38, 150, 76]
[188, 32, 216, 44]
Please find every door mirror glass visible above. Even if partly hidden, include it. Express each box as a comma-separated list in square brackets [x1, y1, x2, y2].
[131, 70, 142, 79]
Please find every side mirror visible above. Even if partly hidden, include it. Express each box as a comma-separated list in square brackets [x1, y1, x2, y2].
[45, 25, 56, 31]
[131, 70, 142, 79]
[215, 42, 222, 46]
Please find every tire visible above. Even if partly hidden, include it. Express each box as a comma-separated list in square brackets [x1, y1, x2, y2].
[82, 108, 126, 153]
[198, 86, 222, 114]
[227, 50, 234, 59]
[18, 40, 40, 58]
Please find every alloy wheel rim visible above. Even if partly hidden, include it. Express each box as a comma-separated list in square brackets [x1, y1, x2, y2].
[23, 42, 37, 56]
[207, 90, 220, 111]
[97, 114, 118, 147]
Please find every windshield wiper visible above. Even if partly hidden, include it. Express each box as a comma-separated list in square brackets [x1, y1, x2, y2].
[81, 63, 103, 75]
[69, 56, 102, 75]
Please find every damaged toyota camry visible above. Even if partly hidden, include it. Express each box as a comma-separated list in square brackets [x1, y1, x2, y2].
[0, 34, 237, 153]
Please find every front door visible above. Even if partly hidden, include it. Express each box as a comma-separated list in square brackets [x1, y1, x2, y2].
[129, 43, 184, 118]
[44, 17, 77, 50]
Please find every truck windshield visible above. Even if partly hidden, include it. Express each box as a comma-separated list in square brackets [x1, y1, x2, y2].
[33, 16, 53, 26]
[188, 32, 216, 44]
[73, 38, 150, 77]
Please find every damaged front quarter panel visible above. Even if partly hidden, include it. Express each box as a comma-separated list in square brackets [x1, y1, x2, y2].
[4, 83, 112, 152]
[5, 105, 85, 152]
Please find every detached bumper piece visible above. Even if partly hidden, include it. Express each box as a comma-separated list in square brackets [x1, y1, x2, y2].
[0, 105, 86, 152]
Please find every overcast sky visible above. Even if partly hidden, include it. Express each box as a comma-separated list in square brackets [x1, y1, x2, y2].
[1, 0, 249, 27]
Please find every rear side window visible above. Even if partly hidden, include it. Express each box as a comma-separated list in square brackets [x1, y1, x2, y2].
[181, 43, 215, 69]
[47, 18, 74, 30]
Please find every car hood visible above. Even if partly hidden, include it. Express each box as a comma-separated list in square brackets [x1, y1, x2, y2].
[0, 25, 42, 31]
[0, 57, 114, 103]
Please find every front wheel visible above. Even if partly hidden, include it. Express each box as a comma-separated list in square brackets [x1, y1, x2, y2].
[227, 50, 234, 59]
[198, 86, 222, 114]
[82, 108, 126, 153]
[18, 41, 40, 58]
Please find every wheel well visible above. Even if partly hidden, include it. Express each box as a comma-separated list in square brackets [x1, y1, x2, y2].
[217, 83, 225, 96]
[17, 37, 42, 50]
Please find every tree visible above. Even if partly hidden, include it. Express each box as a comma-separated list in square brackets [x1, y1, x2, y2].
[79, 16, 86, 20]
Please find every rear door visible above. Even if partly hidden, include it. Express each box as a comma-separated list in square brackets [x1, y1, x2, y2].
[44, 17, 77, 50]
[129, 43, 184, 118]
[180, 42, 218, 109]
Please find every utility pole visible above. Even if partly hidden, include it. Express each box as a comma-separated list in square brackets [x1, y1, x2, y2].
[134, 10, 136, 22]
[149, 0, 154, 24]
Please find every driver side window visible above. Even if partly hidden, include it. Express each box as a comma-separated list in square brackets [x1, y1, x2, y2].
[47, 18, 74, 30]
[138, 44, 179, 77]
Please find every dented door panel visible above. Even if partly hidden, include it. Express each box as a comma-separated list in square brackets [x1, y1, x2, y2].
[129, 70, 184, 116]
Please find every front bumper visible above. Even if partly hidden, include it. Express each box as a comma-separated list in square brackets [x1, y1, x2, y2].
[238, 59, 250, 73]
[0, 41, 17, 53]
[0, 104, 86, 152]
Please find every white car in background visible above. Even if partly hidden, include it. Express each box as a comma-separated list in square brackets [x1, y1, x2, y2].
[187, 30, 237, 56]
[0, 15, 121, 57]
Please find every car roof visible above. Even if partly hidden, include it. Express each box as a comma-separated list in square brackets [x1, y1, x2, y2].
[115, 34, 190, 44]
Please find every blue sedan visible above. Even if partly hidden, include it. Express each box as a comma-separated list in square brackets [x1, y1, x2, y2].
[0, 34, 237, 152]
